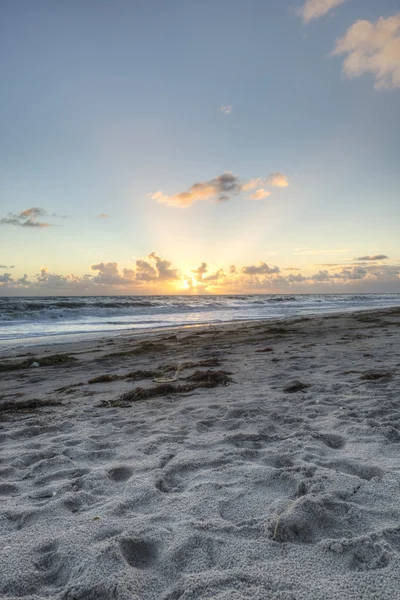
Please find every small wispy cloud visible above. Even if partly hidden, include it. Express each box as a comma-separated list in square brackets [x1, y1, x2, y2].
[0, 207, 51, 228]
[332, 14, 400, 90]
[219, 105, 232, 115]
[249, 189, 271, 200]
[356, 255, 388, 261]
[266, 172, 289, 188]
[151, 172, 242, 208]
[293, 247, 353, 255]
[298, 0, 350, 23]
[151, 171, 289, 208]
[98, 213, 110, 219]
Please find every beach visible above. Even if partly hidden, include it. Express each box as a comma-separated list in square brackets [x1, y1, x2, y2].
[1, 307, 400, 599]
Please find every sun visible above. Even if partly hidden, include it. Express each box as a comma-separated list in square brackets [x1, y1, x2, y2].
[177, 274, 200, 291]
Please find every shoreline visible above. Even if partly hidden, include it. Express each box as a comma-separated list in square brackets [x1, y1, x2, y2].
[1, 304, 400, 357]
[1, 307, 400, 598]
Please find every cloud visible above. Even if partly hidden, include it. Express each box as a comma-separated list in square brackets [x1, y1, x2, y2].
[242, 173, 289, 192]
[356, 254, 388, 261]
[310, 269, 332, 281]
[98, 213, 110, 218]
[249, 189, 271, 200]
[242, 262, 280, 275]
[219, 105, 232, 115]
[151, 170, 290, 208]
[241, 178, 263, 191]
[332, 14, 400, 90]
[0, 207, 51, 228]
[91, 262, 135, 285]
[136, 253, 179, 282]
[266, 172, 289, 188]
[0, 264, 14, 269]
[151, 172, 242, 207]
[203, 268, 225, 282]
[293, 247, 353, 255]
[0, 273, 13, 283]
[298, 0, 350, 23]
[191, 262, 208, 277]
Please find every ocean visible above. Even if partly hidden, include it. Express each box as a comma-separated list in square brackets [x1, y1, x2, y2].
[1, 293, 400, 351]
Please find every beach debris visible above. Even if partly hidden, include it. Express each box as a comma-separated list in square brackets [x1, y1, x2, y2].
[283, 380, 311, 393]
[88, 374, 120, 383]
[0, 354, 76, 373]
[0, 398, 61, 414]
[88, 359, 223, 386]
[153, 363, 181, 384]
[100, 369, 233, 407]
[106, 341, 167, 359]
[360, 371, 393, 381]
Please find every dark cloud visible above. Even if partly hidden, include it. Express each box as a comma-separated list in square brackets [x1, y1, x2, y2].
[287, 273, 307, 282]
[136, 253, 179, 282]
[310, 270, 331, 282]
[203, 269, 224, 282]
[241, 262, 280, 275]
[0, 264, 14, 269]
[0, 273, 13, 283]
[91, 262, 135, 285]
[135, 260, 158, 282]
[192, 262, 208, 276]
[336, 266, 367, 280]
[152, 172, 242, 207]
[1, 207, 51, 228]
[356, 255, 388, 261]
[148, 253, 179, 281]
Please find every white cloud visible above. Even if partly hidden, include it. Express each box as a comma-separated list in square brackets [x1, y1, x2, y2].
[266, 172, 290, 188]
[249, 189, 271, 200]
[241, 178, 263, 191]
[332, 14, 400, 90]
[298, 0, 350, 23]
[219, 105, 232, 115]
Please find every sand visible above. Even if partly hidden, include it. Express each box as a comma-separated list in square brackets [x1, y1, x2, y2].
[1, 308, 400, 599]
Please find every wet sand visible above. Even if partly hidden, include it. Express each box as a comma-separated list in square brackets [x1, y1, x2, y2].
[1, 308, 400, 599]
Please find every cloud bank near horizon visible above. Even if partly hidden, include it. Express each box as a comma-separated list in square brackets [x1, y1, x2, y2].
[1, 250, 398, 295]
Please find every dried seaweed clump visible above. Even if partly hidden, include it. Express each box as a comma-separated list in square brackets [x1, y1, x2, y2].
[284, 380, 311, 393]
[360, 371, 393, 381]
[0, 398, 61, 414]
[101, 369, 232, 407]
[106, 341, 167, 359]
[0, 354, 76, 373]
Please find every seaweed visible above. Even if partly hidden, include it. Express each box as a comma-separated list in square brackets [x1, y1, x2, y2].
[0, 398, 61, 414]
[100, 369, 232, 407]
[105, 341, 167, 359]
[360, 371, 393, 381]
[283, 380, 311, 393]
[0, 354, 77, 373]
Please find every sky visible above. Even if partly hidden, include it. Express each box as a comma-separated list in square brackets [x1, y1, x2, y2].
[0, 0, 399, 295]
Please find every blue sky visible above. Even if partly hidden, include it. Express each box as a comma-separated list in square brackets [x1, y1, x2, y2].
[0, 0, 399, 294]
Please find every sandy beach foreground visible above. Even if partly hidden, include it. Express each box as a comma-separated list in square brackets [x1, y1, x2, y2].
[1, 309, 400, 599]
